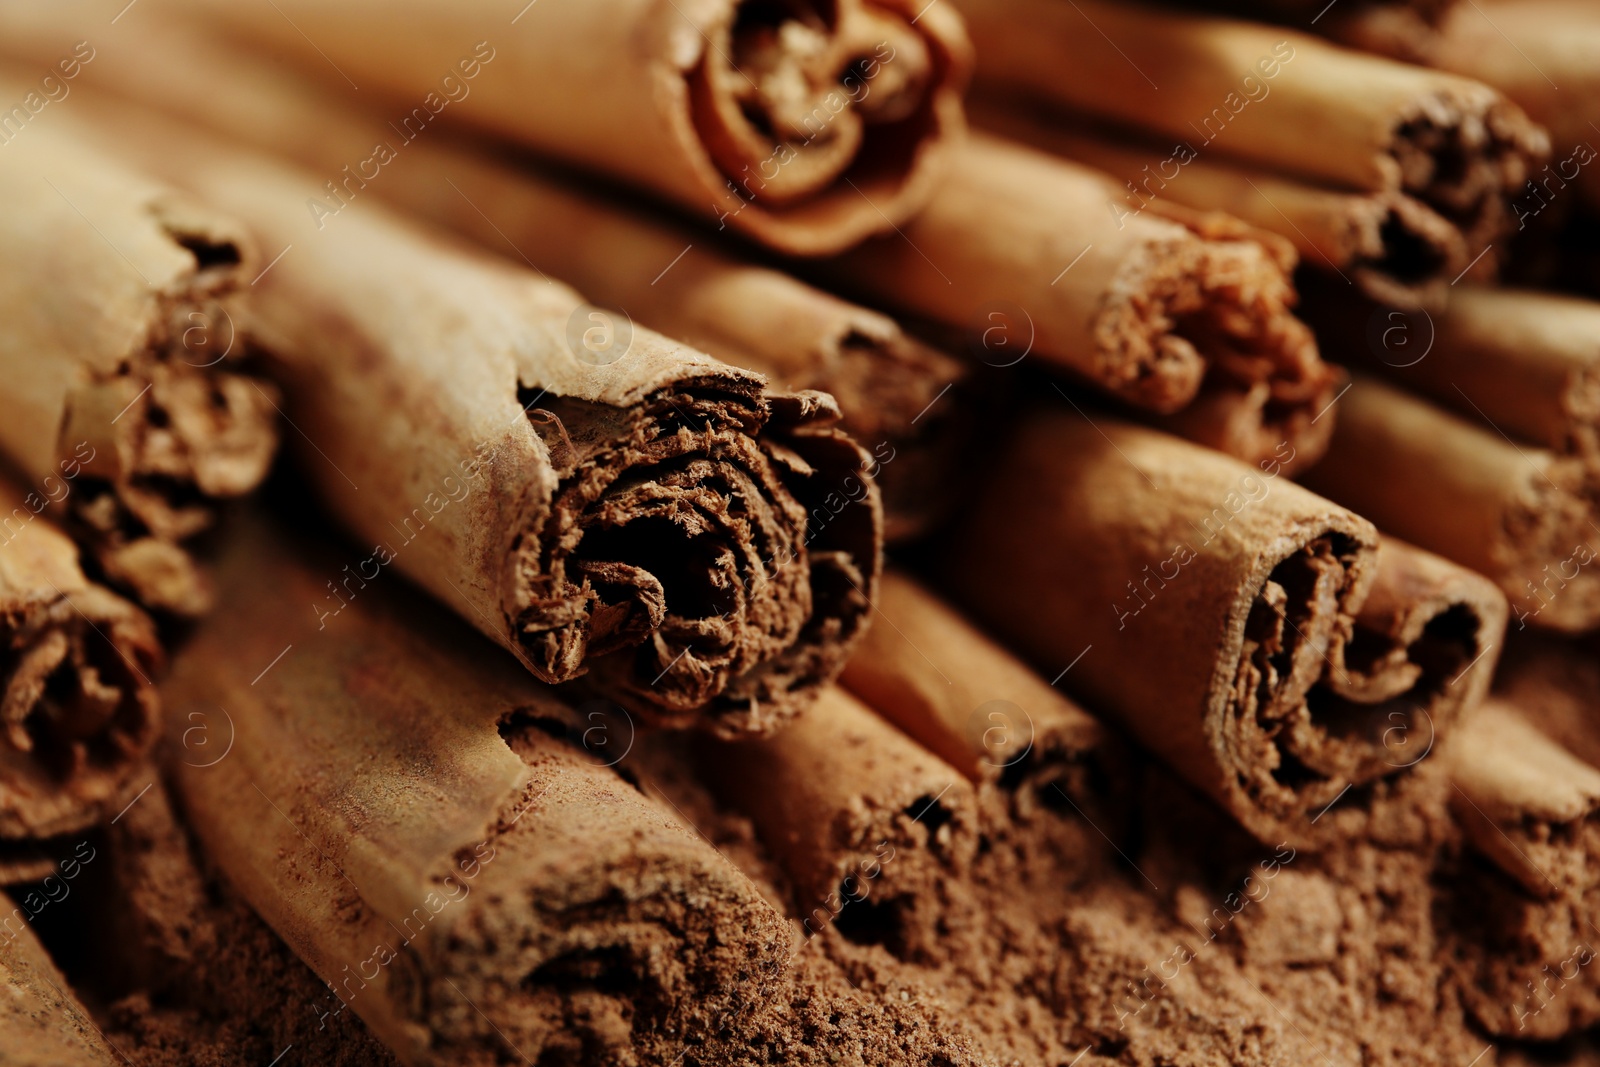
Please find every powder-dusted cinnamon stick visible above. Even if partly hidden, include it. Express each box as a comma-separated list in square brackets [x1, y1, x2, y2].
[156, 0, 971, 256]
[1302, 373, 1600, 633]
[1450, 700, 1600, 902]
[0, 914, 119, 1066]
[0, 12, 969, 542]
[940, 410, 1499, 847]
[1495, 635, 1600, 771]
[839, 570, 1122, 833]
[163, 516, 792, 1065]
[699, 685, 975, 961]
[0, 480, 160, 881]
[954, 0, 1546, 303]
[821, 133, 1339, 472]
[1444, 698, 1600, 1040]
[63, 99, 879, 734]
[0, 113, 278, 616]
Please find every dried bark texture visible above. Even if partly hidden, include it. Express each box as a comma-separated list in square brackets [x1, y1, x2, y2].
[700, 685, 976, 962]
[0, 11, 973, 543]
[161, 517, 794, 1066]
[1443, 701, 1600, 1041]
[1303, 373, 1600, 633]
[154, 0, 971, 256]
[0, 481, 161, 876]
[0, 107, 278, 616]
[956, 0, 1547, 307]
[941, 410, 1496, 848]
[74, 103, 880, 734]
[0, 912, 118, 1067]
[820, 133, 1339, 472]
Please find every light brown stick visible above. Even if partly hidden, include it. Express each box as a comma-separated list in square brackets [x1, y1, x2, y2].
[0, 914, 119, 1066]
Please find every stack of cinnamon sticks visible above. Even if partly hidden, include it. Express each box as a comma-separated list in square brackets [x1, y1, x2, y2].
[1, 1, 1598, 1065]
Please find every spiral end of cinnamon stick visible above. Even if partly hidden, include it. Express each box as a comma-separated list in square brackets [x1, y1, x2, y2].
[685, 0, 972, 254]
[0, 585, 162, 845]
[511, 380, 879, 737]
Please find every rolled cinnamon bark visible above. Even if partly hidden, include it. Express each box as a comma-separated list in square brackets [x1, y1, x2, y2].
[954, 0, 1546, 302]
[838, 570, 1121, 832]
[162, 516, 792, 1066]
[1301, 373, 1600, 633]
[0, 112, 278, 616]
[0, 914, 119, 1067]
[940, 410, 1497, 847]
[157, 0, 971, 256]
[1494, 635, 1600, 772]
[978, 109, 1470, 308]
[698, 684, 975, 962]
[0, 10, 968, 543]
[1450, 700, 1600, 902]
[820, 133, 1338, 472]
[0, 480, 161, 880]
[63, 99, 879, 734]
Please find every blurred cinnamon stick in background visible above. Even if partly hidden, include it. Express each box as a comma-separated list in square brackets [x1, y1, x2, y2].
[0, 114, 278, 616]
[954, 0, 1546, 307]
[149, 0, 972, 255]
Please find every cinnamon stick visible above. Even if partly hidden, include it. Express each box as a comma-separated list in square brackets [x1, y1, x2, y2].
[699, 684, 975, 961]
[978, 109, 1471, 309]
[954, 0, 1547, 304]
[820, 133, 1340, 472]
[0, 911, 119, 1066]
[161, 515, 793, 1065]
[0, 479, 161, 882]
[1301, 373, 1600, 633]
[838, 570, 1122, 834]
[940, 410, 1498, 846]
[57, 96, 880, 734]
[1335, 0, 1600, 217]
[0, 111, 278, 616]
[1444, 698, 1600, 1040]
[156, 0, 971, 256]
[0, 11, 971, 543]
